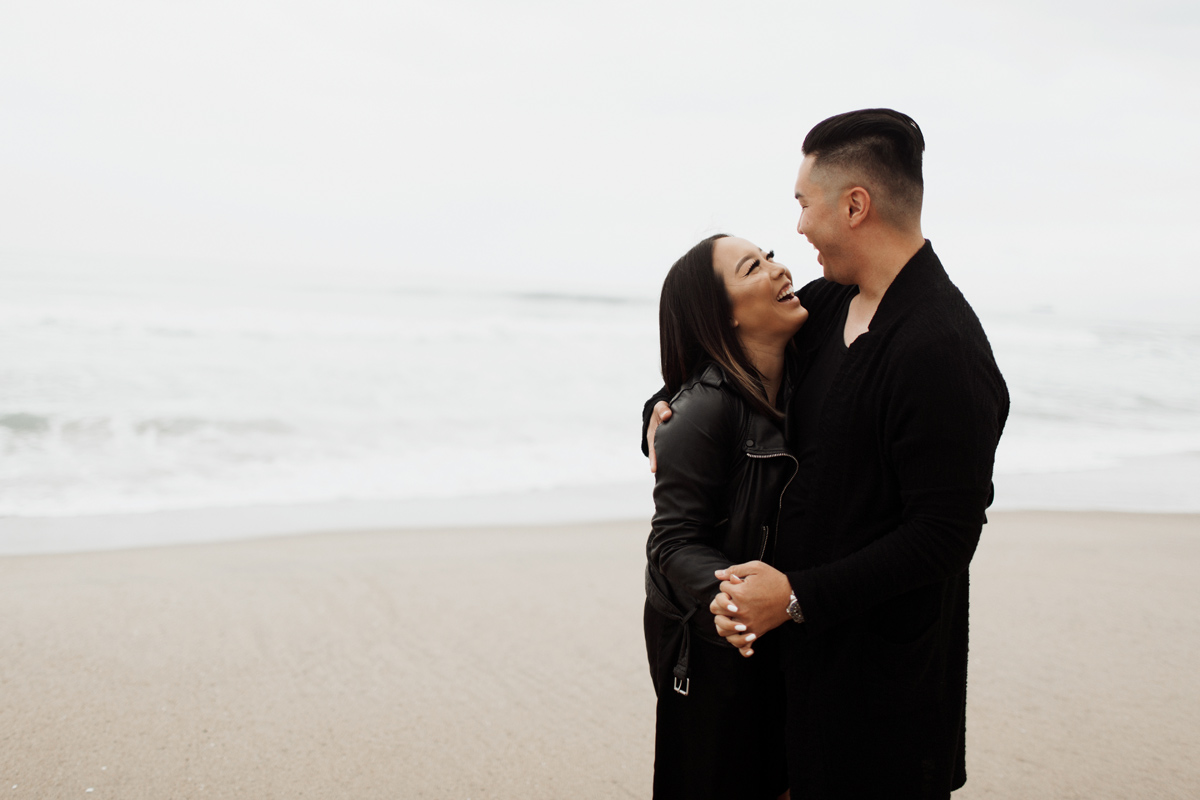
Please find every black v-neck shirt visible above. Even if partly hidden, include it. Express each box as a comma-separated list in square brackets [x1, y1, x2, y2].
[774, 293, 852, 571]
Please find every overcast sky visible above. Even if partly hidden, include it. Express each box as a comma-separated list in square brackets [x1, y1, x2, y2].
[3, 0, 1197, 319]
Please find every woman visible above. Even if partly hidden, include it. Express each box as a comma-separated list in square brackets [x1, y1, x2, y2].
[644, 233, 808, 799]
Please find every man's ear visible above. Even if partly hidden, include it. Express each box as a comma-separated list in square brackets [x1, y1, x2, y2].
[846, 186, 871, 229]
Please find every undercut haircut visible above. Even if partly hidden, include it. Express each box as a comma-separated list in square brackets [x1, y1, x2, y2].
[802, 108, 925, 228]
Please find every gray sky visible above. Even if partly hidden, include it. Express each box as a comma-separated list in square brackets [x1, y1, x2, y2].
[3, 0, 1197, 319]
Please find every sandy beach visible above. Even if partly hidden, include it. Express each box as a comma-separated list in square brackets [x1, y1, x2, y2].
[2, 511, 1198, 799]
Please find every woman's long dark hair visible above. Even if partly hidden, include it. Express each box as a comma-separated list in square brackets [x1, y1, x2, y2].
[659, 234, 780, 419]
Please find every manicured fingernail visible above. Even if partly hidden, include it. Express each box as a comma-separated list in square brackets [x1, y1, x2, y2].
[744, 649, 754, 657]
[734, 623, 747, 632]
[727, 604, 738, 613]
[746, 633, 756, 642]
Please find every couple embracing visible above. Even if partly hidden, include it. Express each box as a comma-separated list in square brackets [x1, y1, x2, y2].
[641, 109, 1010, 799]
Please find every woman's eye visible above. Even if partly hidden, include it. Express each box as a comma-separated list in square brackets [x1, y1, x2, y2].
[765, 251, 775, 260]
[747, 259, 759, 274]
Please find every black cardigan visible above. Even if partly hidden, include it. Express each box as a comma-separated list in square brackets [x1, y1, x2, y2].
[780, 241, 1009, 799]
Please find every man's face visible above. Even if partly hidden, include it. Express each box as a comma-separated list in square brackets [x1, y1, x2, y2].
[794, 155, 849, 283]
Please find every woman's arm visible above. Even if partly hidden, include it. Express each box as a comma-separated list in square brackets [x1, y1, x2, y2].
[648, 382, 740, 611]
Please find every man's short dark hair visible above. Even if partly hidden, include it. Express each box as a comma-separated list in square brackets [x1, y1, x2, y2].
[802, 108, 925, 227]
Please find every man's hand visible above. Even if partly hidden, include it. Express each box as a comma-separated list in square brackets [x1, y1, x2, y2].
[708, 561, 793, 648]
[646, 400, 672, 473]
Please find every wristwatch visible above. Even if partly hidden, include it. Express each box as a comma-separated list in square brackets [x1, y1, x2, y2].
[787, 591, 805, 624]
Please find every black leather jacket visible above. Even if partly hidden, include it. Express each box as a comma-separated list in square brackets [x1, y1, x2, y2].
[645, 363, 798, 660]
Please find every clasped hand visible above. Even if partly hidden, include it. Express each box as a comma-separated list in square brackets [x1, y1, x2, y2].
[709, 560, 793, 657]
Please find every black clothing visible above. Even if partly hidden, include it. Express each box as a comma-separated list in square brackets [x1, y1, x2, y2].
[638, 241, 1008, 800]
[646, 362, 798, 634]
[779, 241, 1008, 799]
[775, 289, 852, 570]
[644, 604, 787, 800]
[644, 362, 796, 799]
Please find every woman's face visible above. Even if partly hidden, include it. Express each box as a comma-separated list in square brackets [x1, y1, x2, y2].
[713, 236, 809, 342]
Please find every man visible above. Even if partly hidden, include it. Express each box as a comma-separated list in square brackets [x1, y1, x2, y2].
[643, 109, 1009, 798]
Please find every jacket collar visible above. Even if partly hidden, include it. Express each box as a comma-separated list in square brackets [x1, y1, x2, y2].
[692, 361, 795, 413]
[695, 361, 725, 389]
[686, 361, 789, 447]
[863, 239, 946, 335]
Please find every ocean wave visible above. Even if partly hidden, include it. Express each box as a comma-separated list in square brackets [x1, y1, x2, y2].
[511, 291, 648, 306]
[2, 275, 1198, 517]
[0, 414, 296, 448]
[0, 413, 50, 434]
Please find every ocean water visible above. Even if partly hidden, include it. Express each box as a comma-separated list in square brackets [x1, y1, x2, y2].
[2, 266, 1199, 521]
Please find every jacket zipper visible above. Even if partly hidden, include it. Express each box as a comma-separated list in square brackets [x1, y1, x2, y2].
[746, 451, 800, 561]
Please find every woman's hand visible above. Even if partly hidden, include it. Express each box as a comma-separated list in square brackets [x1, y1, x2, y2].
[709, 562, 793, 655]
[711, 574, 758, 657]
[713, 606, 759, 656]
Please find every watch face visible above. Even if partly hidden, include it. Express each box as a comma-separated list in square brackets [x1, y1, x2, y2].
[787, 596, 804, 624]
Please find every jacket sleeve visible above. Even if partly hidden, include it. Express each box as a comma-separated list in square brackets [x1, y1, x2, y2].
[786, 330, 1008, 633]
[640, 385, 672, 457]
[648, 384, 740, 610]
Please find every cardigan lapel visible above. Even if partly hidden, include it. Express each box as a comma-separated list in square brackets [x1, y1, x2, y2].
[860, 239, 946, 337]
